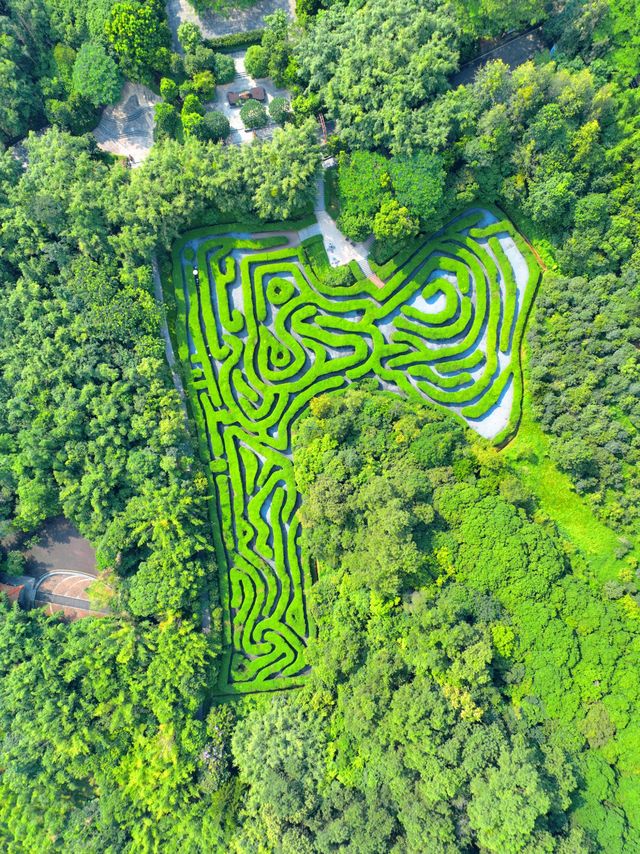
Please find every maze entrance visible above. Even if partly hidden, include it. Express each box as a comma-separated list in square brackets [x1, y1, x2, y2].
[171, 208, 539, 694]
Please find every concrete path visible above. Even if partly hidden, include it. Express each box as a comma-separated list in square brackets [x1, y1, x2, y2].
[452, 26, 545, 87]
[152, 255, 211, 635]
[312, 174, 384, 286]
[207, 51, 291, 146]
[152, 256, 190, 422]
[166, 0, 295, 50]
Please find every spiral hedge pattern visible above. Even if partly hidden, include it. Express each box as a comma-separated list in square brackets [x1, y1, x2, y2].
[171, 208, 539, 694]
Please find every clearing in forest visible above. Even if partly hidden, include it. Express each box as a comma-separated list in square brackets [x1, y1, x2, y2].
[171, 207, 539, 694]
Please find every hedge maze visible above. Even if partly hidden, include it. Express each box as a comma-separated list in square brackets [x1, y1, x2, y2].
[171, 208, 539, 694]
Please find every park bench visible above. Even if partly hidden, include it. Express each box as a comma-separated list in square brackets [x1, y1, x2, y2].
[227, 86, 267, 106]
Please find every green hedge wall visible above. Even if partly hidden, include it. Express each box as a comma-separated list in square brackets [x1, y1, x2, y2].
[170, 207, 539, 694]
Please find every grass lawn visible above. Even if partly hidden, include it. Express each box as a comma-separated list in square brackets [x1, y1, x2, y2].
[502, 343, 639, 585]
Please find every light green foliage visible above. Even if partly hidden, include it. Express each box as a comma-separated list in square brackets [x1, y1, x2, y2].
[245, 44, 269, 79]
[373, 198, 419, 241]
[453, 0, 545, 39]
[160, 75, 178, 102]
[181, 69, 216, 100]
[182, 111, 204, 137]
[171, 207, 537, 691]
[268, 95, 290, 126]
[177, 20, 202, 54]
[0, 604, 211, 848]
[337, 150, 387, 240]
[337, 149, 449, 244]
[181, 92, 204, 118]
[528, 270, 640, 530]
[1, 0, 639, 848]
[240, 98, 268, 129]
[389, 150, 447, 226]
[52, 42, 76, 91]
[105, 0, 171, 81]
[250, 121, 321, 219]
[283, 387, 640, 851]
[295, 0, 459, 153]
[71, 41, 122, 106]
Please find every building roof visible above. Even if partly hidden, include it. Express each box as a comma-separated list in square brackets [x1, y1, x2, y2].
[0, 583, 24, 603]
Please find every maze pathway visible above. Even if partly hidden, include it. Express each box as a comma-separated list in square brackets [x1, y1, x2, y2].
[171, 207, 539, 694]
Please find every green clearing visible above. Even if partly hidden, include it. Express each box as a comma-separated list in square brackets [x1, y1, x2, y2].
[171, 208, 539, 694]
[503, 346, 639, 585]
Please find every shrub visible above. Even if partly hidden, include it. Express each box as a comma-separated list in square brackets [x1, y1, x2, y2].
[169, 51, 185, 79]
[337, 209, 371, 242]
[240, 99, 268, 130]
[4, 551, 26, 575]
[205, 29, 263, 53]
[214, 52, 236, 84]
[321, 265, 356, 288]
[46, 92, 101, 135]
[154, 101, 181, 140]
[182, 111, 204, 137]
[291, 91, 321, 120]
[373, 198, 419, 242]
[160, 77, 179, 103]
[181, 94, 205, 118]
[52, 44, 76, 92]
[196, 110, 230, 142]
[181, 70, 216, 101]
[72, 42, 122, 107]
[177, 21, 202, 54]
[269, 96, 290, 126]
[245, 45, 269, 79]
[181, 94, 205, 136]
[184, 44, 217, 76]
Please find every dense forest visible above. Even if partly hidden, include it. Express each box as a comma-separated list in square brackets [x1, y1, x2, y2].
[0, 0, 639, 850]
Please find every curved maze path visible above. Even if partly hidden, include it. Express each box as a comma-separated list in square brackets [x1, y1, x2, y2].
[171, 207, 540, 694]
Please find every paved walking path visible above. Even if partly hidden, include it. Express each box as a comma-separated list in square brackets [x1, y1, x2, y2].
[452, 26, 545, 87]
[312, 174, 384, 286]
[151, 256, 212, 634]
[207, 51, 290, 146]
[152, 256, 190, 421]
